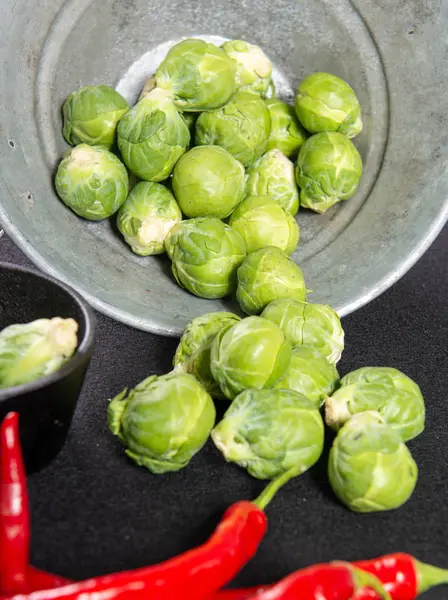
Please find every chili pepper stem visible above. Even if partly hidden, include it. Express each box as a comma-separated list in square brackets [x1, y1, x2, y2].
[253, 468, 300, 510]
[415, 560, 448, 595]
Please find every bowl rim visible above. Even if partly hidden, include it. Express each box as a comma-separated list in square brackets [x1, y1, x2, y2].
[0, 261, 96, 401]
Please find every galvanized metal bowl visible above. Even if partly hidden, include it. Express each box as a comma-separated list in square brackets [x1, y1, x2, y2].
[0, 0, 447, 336]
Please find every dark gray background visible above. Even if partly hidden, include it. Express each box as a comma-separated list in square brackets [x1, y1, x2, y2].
[1, 229, 447, 598]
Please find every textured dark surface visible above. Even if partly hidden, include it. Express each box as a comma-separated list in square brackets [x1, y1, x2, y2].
[1, 229, 448, 597]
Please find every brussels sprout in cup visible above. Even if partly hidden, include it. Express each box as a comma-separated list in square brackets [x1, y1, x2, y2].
[62, 85, 129, 149]
[108, 372, 216, 474]
[265, 99, 308, 159]
[55, 144, 129, 220]
[222, 39, 273, 97]
[117, 181, 181, 256]
[172, 146, 245, 218]
[156, 38, 235, 111]
[295, 132, 363, 213]
[195, 91, 271, 167]
[295, 72, 362, 138]
[229, 195, 299, 255]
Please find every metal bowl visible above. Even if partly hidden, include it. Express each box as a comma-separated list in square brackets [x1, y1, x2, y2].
[0, 0, 446, 336]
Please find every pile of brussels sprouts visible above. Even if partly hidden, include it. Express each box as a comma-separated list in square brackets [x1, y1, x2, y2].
[55, 38, 364, 309]
[108, 299, 425, 514]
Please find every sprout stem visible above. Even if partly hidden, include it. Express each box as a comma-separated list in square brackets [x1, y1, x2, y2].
[253, 467, 300, 510]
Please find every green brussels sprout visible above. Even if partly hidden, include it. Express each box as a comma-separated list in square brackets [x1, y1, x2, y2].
[236, 247, 307, 315]
[156, 39, 235, 111]
[0, 318, 78, 389]
[108, 372, 216, 474]
[261, 299, 344, 364]
[165, 218, 246, 299]
[328, 412, 418, 512]
[172, 146, 245, 218]
[62, 85, 129, 149]
[210, 315, 292, 400]
[117, 181, 181, 256]
[229, 195, 299, 255]
[325, 367, 425, 442]
[221, 40, 273, 97]
[212, 388, 324, 479]
[295, 132, 362, 213]
[195, 91, 271, 167]
[265, 99, 308, 159]
[55, 144, 129, 220]
[274, 346, 339, 408]
[295, 72, 362, 138]
[173, 312, 241, 398]
[245, 149, 300, 216]
[117, 88, 190, 182]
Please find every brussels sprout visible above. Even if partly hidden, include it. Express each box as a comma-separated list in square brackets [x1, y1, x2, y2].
[245, 149, 300, 216]
[261, 299, 344, 364]
[295, 72, 362, 138]
[172, 146, 245, 218]
[108, 372, 215, 474]
[156, 39, 235, 111]
[210, 315, 292, 400]
[117, 182, 181, 256]
[328, 412, 418, 512]
[325, 367, 425, 442]
[195, 91, 271, 167]
[117, 88, 190, 182]
[265, 99, 308, 159]
[173, 312, 241, 398]
[274, 346, 339, 408]
[295, 132, 362, 213]
[62, 85, 129, 149]
[229, 195, 299, 255]
[236, 247, 307, 315]
[0, 318, 78, 389]
[55, 144, 129, 220]
[212, 388, 324, 479]
[222, 40, 272, 97]
[165, 218, 246, 299]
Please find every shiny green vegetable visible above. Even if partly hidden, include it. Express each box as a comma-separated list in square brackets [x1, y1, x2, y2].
[212, 388, 324, 479]
[236, 247, 307, 315]
[55, 144, 129, 220]
[0, 318, 78, 389]
[210, 316, 292, 400]
[296, 132, 363, 213]
[295, 72, 362, 138]
[108, 372, 216, 474]
[328, 412, 418, 512]
[325, 367, 425, 442]
[222, 39, 272, 97]
[265, 99, 308, 159]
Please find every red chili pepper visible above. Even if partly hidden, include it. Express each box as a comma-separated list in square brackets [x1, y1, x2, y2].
[23, 569, 71, 593]
[213, 587, 268, 600]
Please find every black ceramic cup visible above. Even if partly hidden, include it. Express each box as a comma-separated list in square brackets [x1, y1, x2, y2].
[0, 262, 96, 472]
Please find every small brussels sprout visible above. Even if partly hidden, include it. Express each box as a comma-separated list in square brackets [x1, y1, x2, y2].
[245, 149, 300, 216]
[296, 132, 362, 213]
[195, 91, 271, 167]
[212, 388, 324, 479]
[261, 299, 344, 364]
[222, 40, 272, 97]
[210, 316, 292, 400]
[325, 367, 425, 442]
[274, 346, 339, 408]
[0, 318, 78, 389]
[117, 88, 190, 182]
[172, 146, 245, 218]
[229, 195, 299, 255]
[62, 85, 129, 149]
[265, 99, 308, 159]
[173, 312, 241, 398]
[117, 181, 181, 256]
[165, 218, 246, 299]
[295, 72, 362, 138]
[156, 39, 235, 111]
[328, 412, 418, 512]
[108, 372, 216, 474]
[55, 144, 129, 220]
[236, 247, 307, 315]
